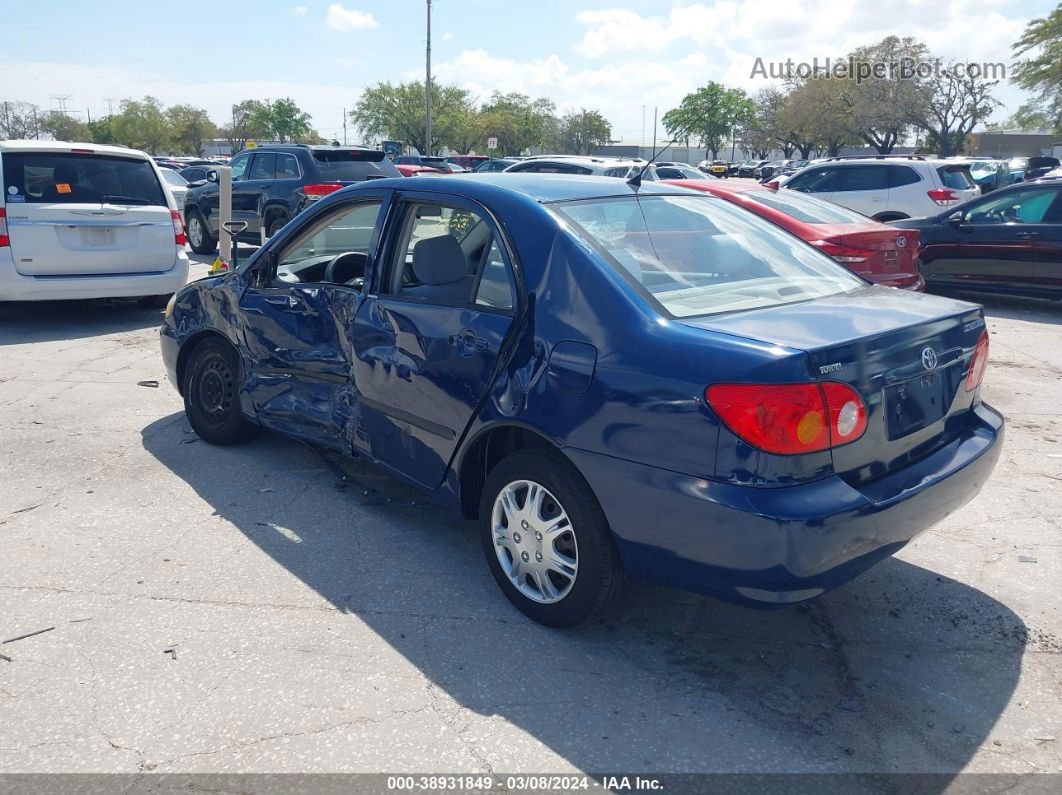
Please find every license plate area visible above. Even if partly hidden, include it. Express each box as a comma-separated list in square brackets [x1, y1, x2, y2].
[884, 367, 953, 439]
[79, 226, 117, 247]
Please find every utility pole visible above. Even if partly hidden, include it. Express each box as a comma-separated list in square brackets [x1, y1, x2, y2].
[425, 0, 432, 156]
[652, 106, 657, 152]
[51, 95, 72, 114]
[342, 108, 347, 145]
[641, 105, 646, 155]
[104, 97, 116, 116]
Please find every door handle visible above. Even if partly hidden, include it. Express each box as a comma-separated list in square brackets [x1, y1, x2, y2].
[450, 329, 489, 354]
[1015, 231, 1039, 239]
[264, 294, 298, 307]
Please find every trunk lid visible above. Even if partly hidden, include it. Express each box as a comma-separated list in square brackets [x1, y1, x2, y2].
[684, 287, 986, 484]
[827, 226, 920, 289]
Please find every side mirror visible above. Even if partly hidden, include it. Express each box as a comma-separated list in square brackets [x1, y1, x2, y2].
[187, 179, 206, 188]
[947, 211, 964, 227]
[206, 169, 219, 184]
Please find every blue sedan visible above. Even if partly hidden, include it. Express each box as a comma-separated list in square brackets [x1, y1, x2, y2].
[160, 174, 1003, 627]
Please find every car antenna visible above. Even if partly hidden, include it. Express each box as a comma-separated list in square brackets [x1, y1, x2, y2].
[627, 111, 711, 188]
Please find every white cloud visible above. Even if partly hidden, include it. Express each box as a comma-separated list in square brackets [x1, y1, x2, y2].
[442, 31, 454, 41]
[326, 3, 377, 31]
[293, 4, 308, 15]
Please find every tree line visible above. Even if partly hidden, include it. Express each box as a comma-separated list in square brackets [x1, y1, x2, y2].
[349, 81, 613, 157]
[0, 96, 324, 155]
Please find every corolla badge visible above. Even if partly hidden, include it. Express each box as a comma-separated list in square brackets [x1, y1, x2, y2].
[921, 347, 938, 371]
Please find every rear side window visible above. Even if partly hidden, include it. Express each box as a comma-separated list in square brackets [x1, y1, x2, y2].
[276, 153, 300, 178]
[313, 149, 401, 180]
[938, 166, 975, 190]
[605, 166, 633, 178]
[838, 166, 889, 192]
[889, 166, 921, 187]
[2, 152, 166, 205]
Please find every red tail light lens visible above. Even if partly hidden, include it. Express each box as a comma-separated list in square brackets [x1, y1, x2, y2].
[303, 183, 344, 197]
[965, 331, 989, 391]
[170, 209, 186, 246]
[0, 208, 8, 247]
[811, 240, 871, 264]
[927, 188, 959, 206]
[705, 382, 867, 455]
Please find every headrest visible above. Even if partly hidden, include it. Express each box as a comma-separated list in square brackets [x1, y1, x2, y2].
[412, 235, 468, 285]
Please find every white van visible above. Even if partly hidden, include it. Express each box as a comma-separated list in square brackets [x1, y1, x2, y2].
[0, 140, 189, 302]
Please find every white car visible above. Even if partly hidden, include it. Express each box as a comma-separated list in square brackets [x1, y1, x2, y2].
[777, 156, 979, 221]
[0, 140, 189, 303]
[159, 167, 189, 219]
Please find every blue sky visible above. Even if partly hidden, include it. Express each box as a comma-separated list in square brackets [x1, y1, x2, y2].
[3, 0, 1055, 144]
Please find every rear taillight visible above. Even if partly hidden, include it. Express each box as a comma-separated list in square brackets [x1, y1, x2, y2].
[705, 382, 867, 455]
[927, 188, 959, 206]
[0, 208, 8, 247]
[966, 331, 989, 392]
[811, 240, 870, 264]
[171, 209, 186, 246]
[303, 183, 344, 198]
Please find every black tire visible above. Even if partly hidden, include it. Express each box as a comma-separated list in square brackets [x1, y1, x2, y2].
[266, 214, 288, 239]
[186, 209, 217, 255]
[479, 448, 623, 628]
[182, 338, 258, 445]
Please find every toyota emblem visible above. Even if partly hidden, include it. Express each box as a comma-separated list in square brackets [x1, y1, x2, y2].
[896, 236, 907, 248]
[921, 347, 938, 371]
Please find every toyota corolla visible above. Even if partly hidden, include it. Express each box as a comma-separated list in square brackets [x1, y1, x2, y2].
[160, 174, 1003, 627]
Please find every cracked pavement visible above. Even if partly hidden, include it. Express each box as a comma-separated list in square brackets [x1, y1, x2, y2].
[0, 259, 1060, 775]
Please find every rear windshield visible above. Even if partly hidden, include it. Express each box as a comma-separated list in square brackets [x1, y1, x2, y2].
[744, 189, 870, 224]
[937, 166, 975, 190]
[2, 152, 166, 205]
[554, 195, 863, 318]
[312, 150, 401, 180]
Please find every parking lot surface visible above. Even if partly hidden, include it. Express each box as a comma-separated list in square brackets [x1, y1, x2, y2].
[1, 258, 1060, 775]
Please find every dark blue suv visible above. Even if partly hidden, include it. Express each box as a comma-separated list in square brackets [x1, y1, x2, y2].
[183, 144, 400, 254]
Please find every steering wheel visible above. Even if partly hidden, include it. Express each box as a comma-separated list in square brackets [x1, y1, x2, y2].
[323, 251, 364, 285]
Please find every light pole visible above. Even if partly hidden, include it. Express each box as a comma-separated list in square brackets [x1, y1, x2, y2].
[425, 0, 432, 156]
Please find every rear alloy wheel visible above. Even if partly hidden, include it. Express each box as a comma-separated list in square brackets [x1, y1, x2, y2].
[480, 448, 623, 627]
[182, 338, 257, 445]
[186, 210, 216, 255]
[266, 214, 288, 239]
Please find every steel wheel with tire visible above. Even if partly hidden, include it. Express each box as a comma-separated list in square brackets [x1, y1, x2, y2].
[182, 338, 258, 445]
[480, 448, 623, 627]
[186, 209, 217, 255]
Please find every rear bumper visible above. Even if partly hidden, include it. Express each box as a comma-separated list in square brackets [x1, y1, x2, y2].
[0, 251, 189, 301]
[566, 403, 1004, 607]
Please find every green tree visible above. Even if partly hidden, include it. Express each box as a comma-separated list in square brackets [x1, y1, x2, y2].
[663, 82, 753, 159]
[909, 64, 1000, 156]
[219, 100, 270, 153]
[38, 111, 91, 143]
[350, 80, 476, 155]
[780, 78, 855, 157]
[112, 96, 170, 154]
[167, 104, 217, 155]
[557, 109, 612, 155]
[88, 115, 118, 145]
[478, 92, 559, 155]
[1013, 4, 1062, 132]
[0, 101, 41, 139]
[258, 98, 312, 144]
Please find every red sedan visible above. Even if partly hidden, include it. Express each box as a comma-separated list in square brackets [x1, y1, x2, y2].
[663, 179, 924, 290]
[395, 164, 443, 177]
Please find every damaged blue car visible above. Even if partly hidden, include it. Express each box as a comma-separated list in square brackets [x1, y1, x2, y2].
[160, 174, 1003, 627]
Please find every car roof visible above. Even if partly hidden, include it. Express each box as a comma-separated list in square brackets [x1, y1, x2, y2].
[665, 179, 763, 195]
[0, 139, 152, 159]
[352, 173, 700, 204]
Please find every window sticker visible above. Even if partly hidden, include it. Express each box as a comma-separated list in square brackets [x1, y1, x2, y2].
[7, 194, 25, 202]
[56, 183, 72, 194]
